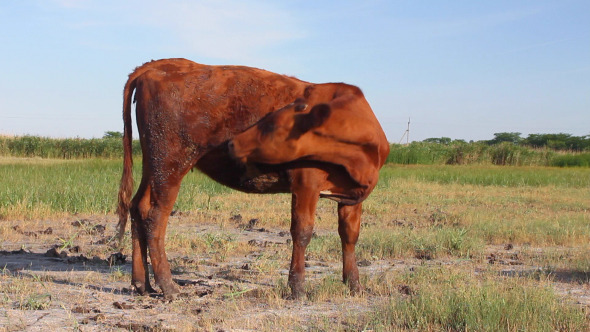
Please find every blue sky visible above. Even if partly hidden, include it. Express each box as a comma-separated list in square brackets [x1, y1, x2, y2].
[1, 0, 588, 142]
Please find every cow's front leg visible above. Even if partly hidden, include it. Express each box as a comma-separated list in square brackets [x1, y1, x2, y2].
[288, 184, 320, 299]
[338, 203, 362, 294]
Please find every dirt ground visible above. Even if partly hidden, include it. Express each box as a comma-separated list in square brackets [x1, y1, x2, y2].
[2, 214, 590, 331]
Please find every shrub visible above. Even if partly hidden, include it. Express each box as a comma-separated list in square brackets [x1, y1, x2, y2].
[551, 153, 590, 167]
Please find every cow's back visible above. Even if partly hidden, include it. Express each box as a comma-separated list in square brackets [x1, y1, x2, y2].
[132, 58, 308, 166]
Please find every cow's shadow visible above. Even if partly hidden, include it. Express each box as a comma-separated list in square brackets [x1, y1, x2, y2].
[0, 249, 135, 295]
[6, 250, 589, 300]
[499, 268, 590, 284]
[0, 250, 219, 298]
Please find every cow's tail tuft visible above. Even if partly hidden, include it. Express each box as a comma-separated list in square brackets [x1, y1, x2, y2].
[116, 70, 139, 248]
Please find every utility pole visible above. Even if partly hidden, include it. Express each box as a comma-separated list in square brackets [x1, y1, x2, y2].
[398, 117, 411, 145]
[406, 117, 410, 144]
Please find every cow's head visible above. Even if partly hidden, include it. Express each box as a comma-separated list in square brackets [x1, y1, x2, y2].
[228, 93, 389, 193]
[228, 98, 331, 165]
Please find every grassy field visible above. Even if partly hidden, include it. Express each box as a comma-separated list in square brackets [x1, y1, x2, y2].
[1, 157, 590, 330]
[3, 135, 590, 167]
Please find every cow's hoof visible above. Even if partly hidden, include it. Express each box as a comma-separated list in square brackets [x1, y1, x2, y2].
[346, 281, 361, 295]
[163, 291, 179, 302]
[287, 287, 306, 300]
[132, 281, 156, 295]
[160, 281, 180, 301]
[349, 284, 362, 296]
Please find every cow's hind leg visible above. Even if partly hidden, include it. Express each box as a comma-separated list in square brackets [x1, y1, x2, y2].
[130, 168, 187, 300]
[338, 203, 362, 294]
[129, 179, 156, 295]
[145, 176, 185, 300]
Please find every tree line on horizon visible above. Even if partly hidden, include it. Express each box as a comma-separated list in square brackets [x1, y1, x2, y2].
[108, 130, 590, 152]
[422, 132, 590, 151]
[1, 131, 589, 167]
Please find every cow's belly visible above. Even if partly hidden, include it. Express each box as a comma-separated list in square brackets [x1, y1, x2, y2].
[195, 143, 291, 194]
[195, 143, 370, 201]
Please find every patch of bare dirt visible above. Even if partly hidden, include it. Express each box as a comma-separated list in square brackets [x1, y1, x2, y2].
[1, 215, 590, 330]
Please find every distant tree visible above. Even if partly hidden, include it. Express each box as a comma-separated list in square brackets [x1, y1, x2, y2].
[547, 138, 568, 150]
[565, 135, 590, 151]
[488, 132, 522, 145]
[103, 131, 123, 139]
[423, 137, 452, 145]
[523, 133, 590, 151]
[523, 134, 547, 148]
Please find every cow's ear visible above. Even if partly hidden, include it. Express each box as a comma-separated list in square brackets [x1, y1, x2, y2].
[305, 104, 331, 130]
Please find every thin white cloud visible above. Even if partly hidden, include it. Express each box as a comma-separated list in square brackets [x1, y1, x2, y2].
[132, 0, 306, 63]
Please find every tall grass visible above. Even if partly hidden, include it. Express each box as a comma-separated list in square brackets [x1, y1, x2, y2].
[388, 142, 562, 166]
[551, 153, 590, 167]
[386, 142, 450, 165]
[0, 135, 141, 159]
[2, 135, 587, 167]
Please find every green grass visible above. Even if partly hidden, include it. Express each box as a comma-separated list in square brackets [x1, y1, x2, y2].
[352, 268, 589, 331]
[551, 153, 590, 167]
[166, 230, 242, 262]
[2, 158, 589, 249]
[2, 157, 590, 330]
[0, 159, 121, 218]
[308, 227, 481, 262]
[0, 158, 230, 219]
[378, 164, 590, 188]
[246, 267, 589, 331]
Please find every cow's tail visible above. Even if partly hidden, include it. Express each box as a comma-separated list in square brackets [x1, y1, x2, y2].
[116, 68, 142, 248]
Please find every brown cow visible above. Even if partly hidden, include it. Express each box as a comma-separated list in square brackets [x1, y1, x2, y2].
[117, 58, 389, 300]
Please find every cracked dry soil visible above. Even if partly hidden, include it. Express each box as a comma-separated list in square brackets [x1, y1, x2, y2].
[2, 213, 590, 331]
